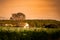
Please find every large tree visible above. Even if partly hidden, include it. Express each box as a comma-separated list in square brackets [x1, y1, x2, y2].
[10, 12, 25, 21]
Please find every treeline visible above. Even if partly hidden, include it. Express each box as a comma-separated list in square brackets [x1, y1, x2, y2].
[25, 20, 60, 28]
[0, 19, 60, 28]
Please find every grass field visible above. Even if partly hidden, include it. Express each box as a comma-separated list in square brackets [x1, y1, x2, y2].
[0, 27, 60, 32]
[0, 20, 60, 40]
[0, 27, 60, 40]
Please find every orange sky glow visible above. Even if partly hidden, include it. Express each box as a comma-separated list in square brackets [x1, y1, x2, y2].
[0, 0, 60, 20]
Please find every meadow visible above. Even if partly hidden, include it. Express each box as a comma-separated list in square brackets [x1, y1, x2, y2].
[0, 20, 60, 40]
[0, 27, 60, 40]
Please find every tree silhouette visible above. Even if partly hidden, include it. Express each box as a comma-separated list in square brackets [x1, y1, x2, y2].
[10, 12, 25, 21]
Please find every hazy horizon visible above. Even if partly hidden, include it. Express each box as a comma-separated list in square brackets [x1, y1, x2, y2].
[0, 0, 60, 21]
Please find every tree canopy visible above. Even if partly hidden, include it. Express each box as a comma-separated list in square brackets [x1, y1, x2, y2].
[10, 12, 25, 21]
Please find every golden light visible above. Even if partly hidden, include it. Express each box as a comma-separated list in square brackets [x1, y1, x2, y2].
[0, 0, 60, 20]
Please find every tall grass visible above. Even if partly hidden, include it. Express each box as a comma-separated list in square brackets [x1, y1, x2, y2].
[0, 27, 60, 40]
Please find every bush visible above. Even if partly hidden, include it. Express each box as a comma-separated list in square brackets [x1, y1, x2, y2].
[44, 24, 58, 28]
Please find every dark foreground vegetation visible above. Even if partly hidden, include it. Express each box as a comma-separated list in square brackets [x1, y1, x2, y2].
[0, 28, 60, 40]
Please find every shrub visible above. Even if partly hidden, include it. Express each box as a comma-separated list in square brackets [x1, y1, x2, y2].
[44, 24, 58, 28]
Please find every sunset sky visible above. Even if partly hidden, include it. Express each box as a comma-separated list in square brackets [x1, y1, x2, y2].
[0, 0, 60, 20]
